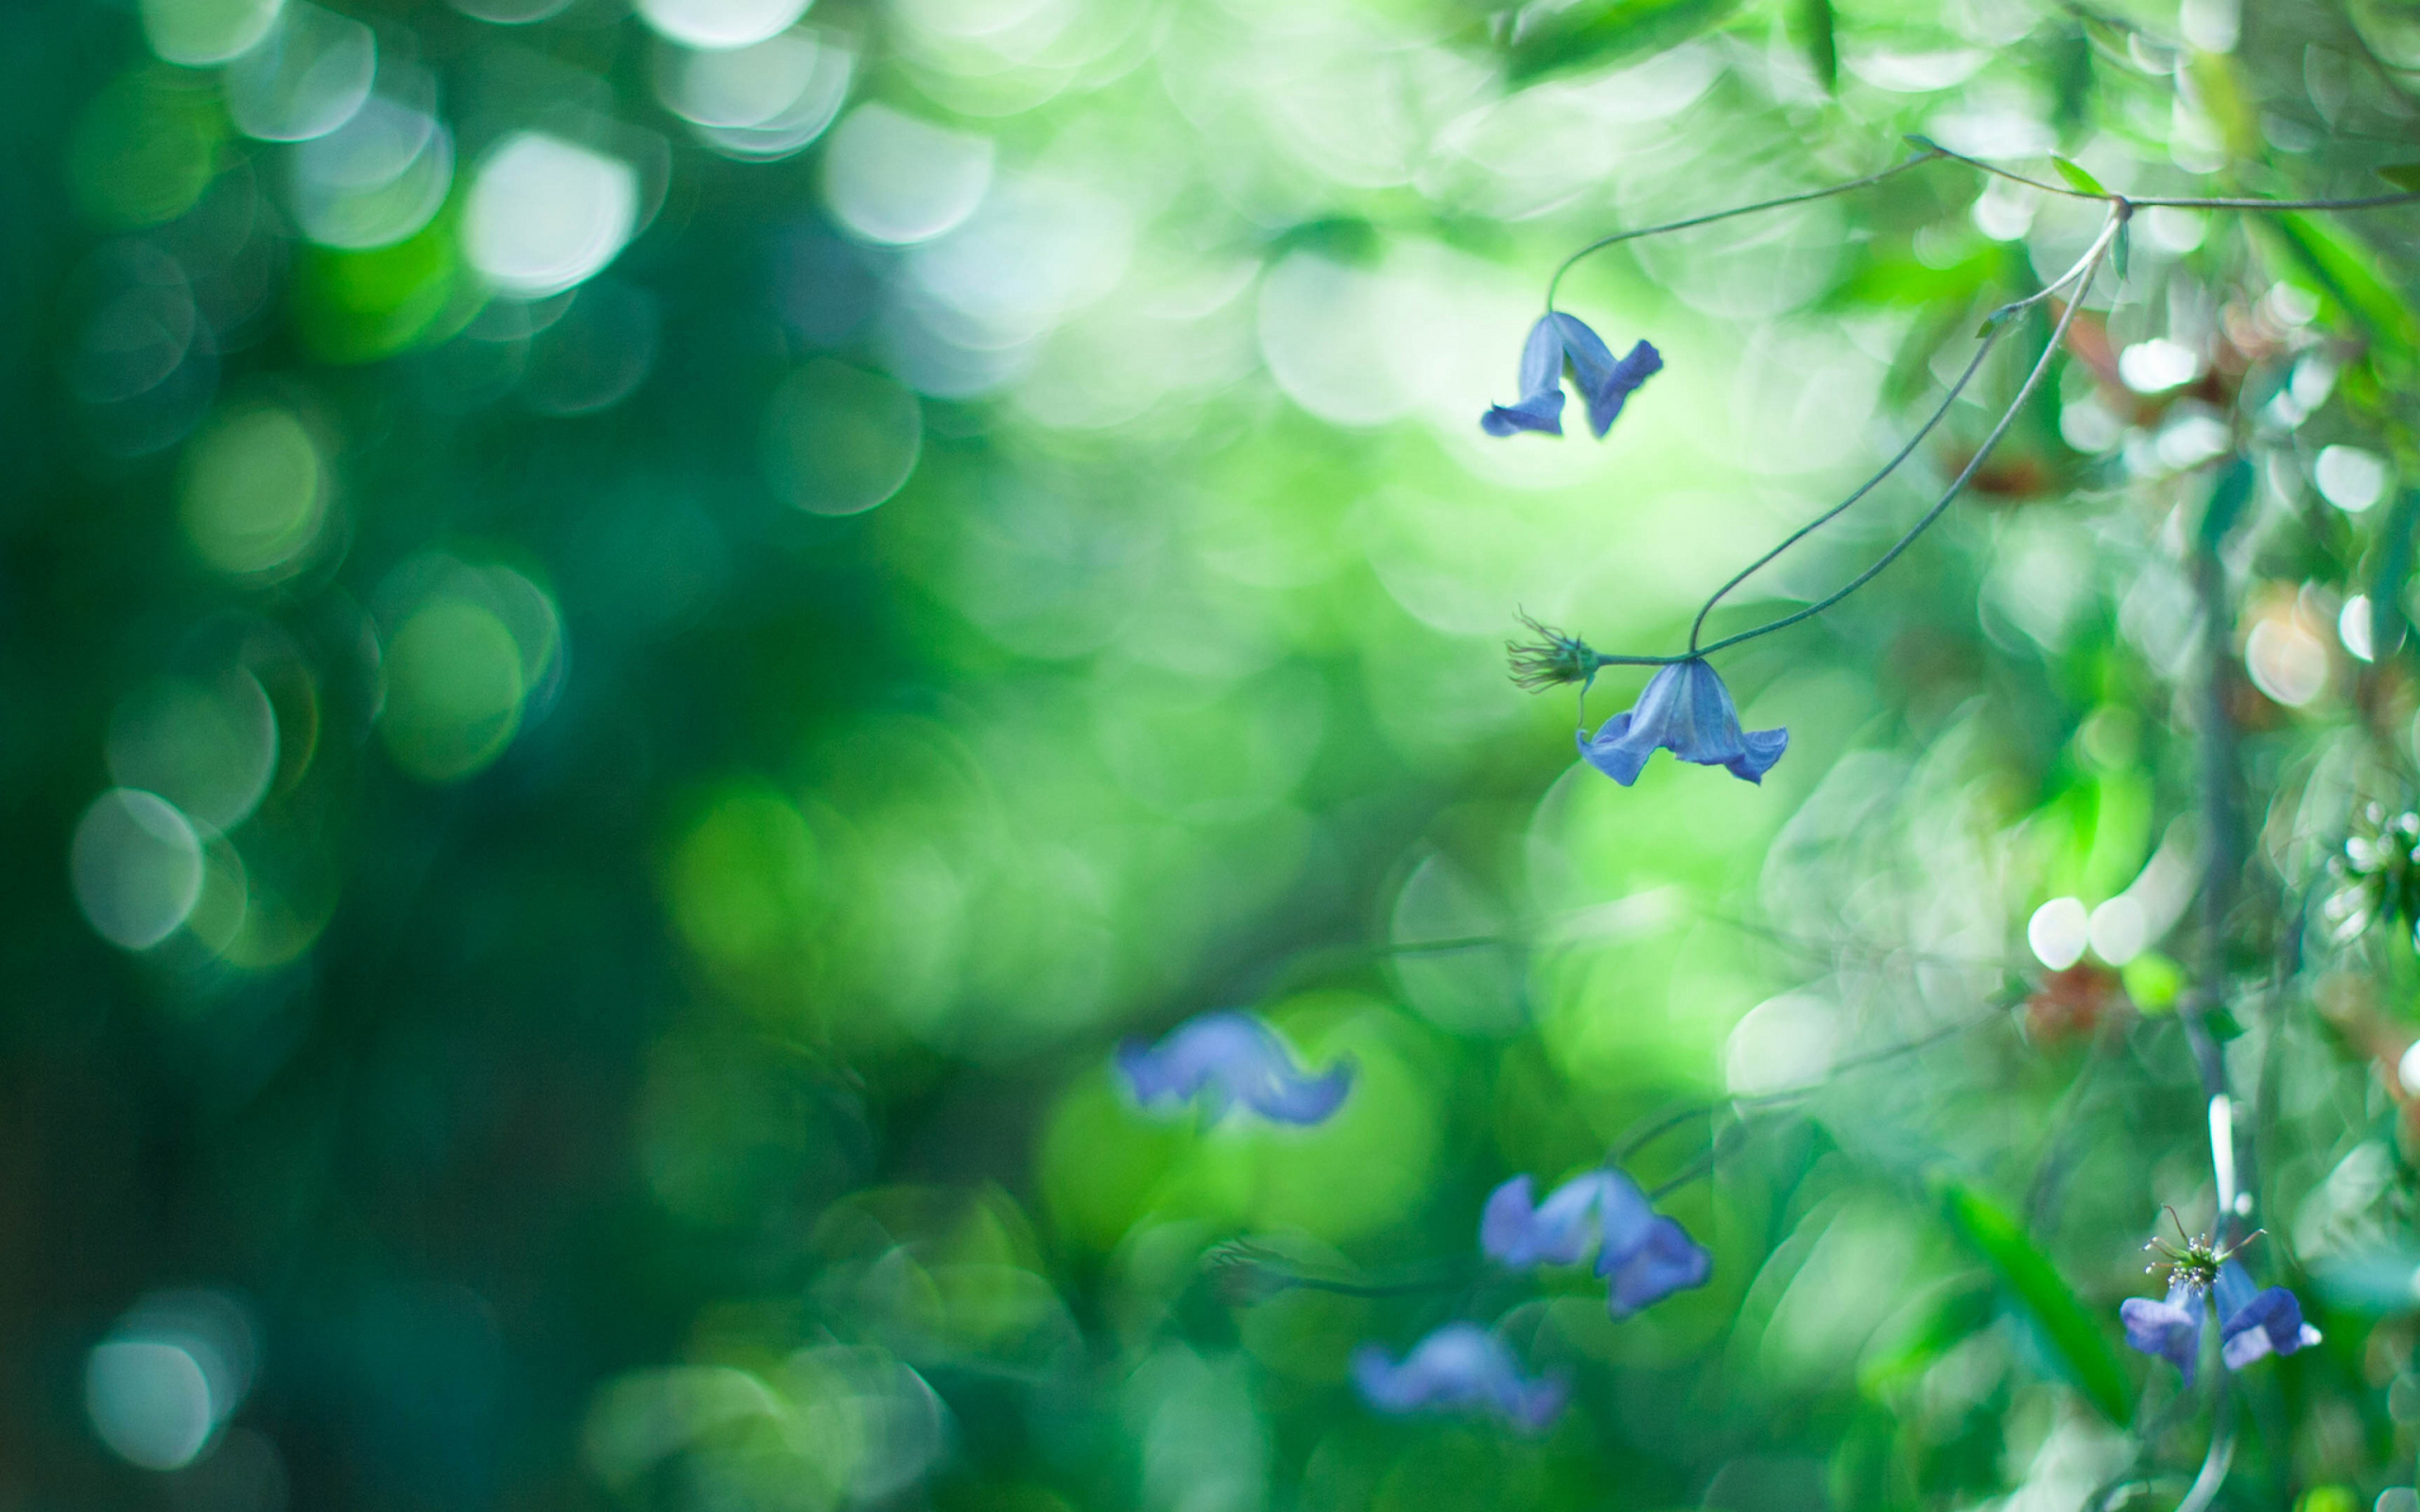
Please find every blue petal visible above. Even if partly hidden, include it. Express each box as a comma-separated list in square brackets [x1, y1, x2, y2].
[1352, 1325, 1565, 1432]
[1480, 319, 1569, 438]
[1481, 389, 1565, 437]
[1722, 726, 1789, 784]
[1577, 712, 1653, 785]
[1482, 1174, 1608, 1269]
[2121, 1280, 2206, 1385]
[1582, 340, 1662, 438]
[1591, 1170, 1655, 1272]
[1116, 1011, 1351, 1125]
[2219, 1270, 2318, 1369]
[1604, 1216, 1712, 1318]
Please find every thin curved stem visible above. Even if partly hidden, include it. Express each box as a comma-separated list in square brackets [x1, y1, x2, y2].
[1678, 210, 2122, 662]
[1686, 324, 2005, 652]
[1544, 149, 1944, 310]
[2129, 190, 2420, 211]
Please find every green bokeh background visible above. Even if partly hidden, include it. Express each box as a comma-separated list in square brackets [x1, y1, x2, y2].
[11, 0, 2420, 1507]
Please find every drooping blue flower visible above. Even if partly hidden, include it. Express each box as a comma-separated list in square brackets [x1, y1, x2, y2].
[1577, 659, 1787, 787]
[1480, 1169, 1712, 1319]
[1480, 314, 1661, 439]
[1115, 1010, 1352, 1125]
[1351, 1323, 1567, 1432]
[2120, 1251, 2320, 1385]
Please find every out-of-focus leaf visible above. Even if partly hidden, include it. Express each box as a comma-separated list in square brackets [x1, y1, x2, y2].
[2120, 952, 2184, 1012]
[2254, 213, 2420, 365]
[2203, 1005, 2243, 1040]
[1856, 1278, 1993, 1398]
[2371, 489, 2420, 660]
[2113, 220, 2131, 282]
[2314, 1247, 2420, 1314]
[2051, 157, 2106, 197]
[2377, 163, 2420, 191]
[1792, 0, 1838, 93]
[1936, 1178, 2133, 1423]
[2200, 455, 2255, 547]
[1506, 0, 1746, 82]
[1903, 132, 1944, 154]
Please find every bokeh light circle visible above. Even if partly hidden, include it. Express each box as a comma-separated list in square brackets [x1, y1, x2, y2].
[821, 105, 993, 245]
[141, 0, 285, 67]
[106, 669, 280, 832]
[223, 3, 376, 144]
[86, 1342, 215, 1469]
[379, 600, 527, 782]
[179, 403, 329, 577]
[635, 0, 814, 50]
[462, 132, 640, 300]
[71, 789, 206, 951]
[761, 359, 923, 515]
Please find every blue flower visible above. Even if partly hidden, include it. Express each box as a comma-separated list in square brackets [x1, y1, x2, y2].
[1480, 1169, 1712, 1319]
[1480, 314, 1661, 439]
[1577, 659, 1787, 787]
[2120, 1253, 2320, 1386]
[1115, 1010, 1352, 1125]
[1351, 1323, 1567, 1431]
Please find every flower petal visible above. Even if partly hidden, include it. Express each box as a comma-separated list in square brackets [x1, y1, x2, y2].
[1604, 1216, 1712, 1318]
[1116, 1011, 1350, 1125]
[1721, 726, 1789, 784]
[2121, 1281, 2205, 1385]
[1352, 1324, 1564, 1432]
[2220, 1281, 2316, 1370]
[1582, 340, 1662, 438]
[1577, 712, 1654, 785]
[1482, 1174, 1606, 1269]
[1481, 389, 1566, 437]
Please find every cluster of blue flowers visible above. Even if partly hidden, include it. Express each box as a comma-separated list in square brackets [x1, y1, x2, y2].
[1481, 315, 1788, 790]
[1117, 1009, 1710, 1431]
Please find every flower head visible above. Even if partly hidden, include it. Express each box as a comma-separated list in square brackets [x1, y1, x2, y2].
[1351, 1324, 1566, 1432]
[1577, 660, 1787, 786]
[1481, 1169, 1712, 1319]
[1508, 614, 1599, 691]
[1115, 1010, 1352, 1125]
[2119, 1220, 2320, 1385]
[1480, 314, 1661, 440]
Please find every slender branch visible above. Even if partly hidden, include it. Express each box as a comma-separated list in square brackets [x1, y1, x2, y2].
[2128, 191, 2420, 212]
[2173, 1390, 2237, 1512]
[1544, 149, 1944, 309]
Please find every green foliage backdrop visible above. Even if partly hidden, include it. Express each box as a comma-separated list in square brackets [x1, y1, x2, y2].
[9, 0, 2420, 1507]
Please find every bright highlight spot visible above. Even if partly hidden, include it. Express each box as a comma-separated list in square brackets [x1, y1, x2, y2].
[2246, 615, 2329, 707]
[72, 789, 205, 951]
[180, 403, 328, 577]
[142, 0, 285, 66]
[223, 3, 375, 143]
[2086, 896, 2146, 965]
[87, 1343, 214, 1470]
[2028, 897, 2088, 971]
[287, 91, 454, 249]
[2342, 595, 2377, 662]
[656, 30, 854, 161]
[381, 602, 527, 782]
[1724, 993, 1840, 1097]
[462, 133, 640, 299]
[821, 105, 992, 245]
[2316, 444, 2389, 513]
[2118, 338, 2201, 394]
[635, 0, 812, 50]
[85, 1292, 258, 1472]
[761, 359, 922, 514]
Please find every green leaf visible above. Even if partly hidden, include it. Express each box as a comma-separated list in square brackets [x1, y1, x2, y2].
[2369, 487, 2420, 661]
[2378, 163, 2420, 192]
[2050, 157, 2106, 196]
[1792, 0, 1838, 93]
[2252, 212, 2420, 367]
[2201, 455, 2255, 547]
[2113, 221, 2131, 282]
[1902, 133, 1945, 154]
[1937, 1178, 2134, 1423]
[1505, 0, 1747, 82]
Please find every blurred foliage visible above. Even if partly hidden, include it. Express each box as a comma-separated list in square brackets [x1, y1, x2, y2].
[13, 0, 2420, 1508]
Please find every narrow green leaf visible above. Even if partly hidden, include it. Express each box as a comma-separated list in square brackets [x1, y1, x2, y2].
[2113, 221, 2131, 282]
[2252, 213, 2420, 367]
[2369, 487, 2420, 662]
[2201, 455, 2254, 547]
[1505, 0, 1746, 81]
[2050, 156, 2107, 197]
[1793, 0, 1838, 93]
[1902, 133, 1945, 154]
[1937, 1178, 2134, 1423]
[2378, 163, 2420, 192]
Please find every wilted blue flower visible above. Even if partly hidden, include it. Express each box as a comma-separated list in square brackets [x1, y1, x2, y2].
[1115, 1010, 1352, 1125]
[1578, 659, 1787, 787]
[2120, 1227, 2321, 1386]
[1481, 313, 1661, 439]
[1351, 1323, 1566, 1431]
[1481, 1169, 1712, 1319]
